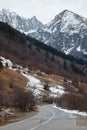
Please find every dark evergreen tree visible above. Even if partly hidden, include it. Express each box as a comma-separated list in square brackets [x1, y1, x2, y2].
[0, 61, 3, 72]
[52, 54, 54, 62]
[64, 60, 67, 70]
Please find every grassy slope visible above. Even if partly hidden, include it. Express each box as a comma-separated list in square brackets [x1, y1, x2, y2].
[0, 67, 27, 94]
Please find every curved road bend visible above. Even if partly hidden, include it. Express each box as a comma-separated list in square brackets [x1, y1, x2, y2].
[0, 104, 87, 130]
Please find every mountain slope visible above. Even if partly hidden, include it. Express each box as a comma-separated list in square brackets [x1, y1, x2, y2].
[0, 21, 87, 84]
[0, 9, 43, 33]
[1, 9, 87, 60]
[30, 10, 87, 60]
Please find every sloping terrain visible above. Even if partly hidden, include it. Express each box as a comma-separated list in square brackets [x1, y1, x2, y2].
[1, 8, 87, 128]
[0, 67, 27, 95]
[1, 9, 87, 60]
[0, 9, 43, 33]
[0, 21, 87, 83]
[0, 57, 81, 101]
[30, 10, 87, 61]
[0, 56, 87, 125]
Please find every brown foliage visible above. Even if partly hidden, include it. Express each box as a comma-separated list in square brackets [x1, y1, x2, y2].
[13, 87, 35, 110]
[56, 93, 87, 112]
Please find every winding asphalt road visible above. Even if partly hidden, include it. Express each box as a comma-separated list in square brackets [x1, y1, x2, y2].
[0, 104, 87, 130]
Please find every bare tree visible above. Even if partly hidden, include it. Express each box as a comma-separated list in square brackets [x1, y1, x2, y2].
[13, 87, 35, 110]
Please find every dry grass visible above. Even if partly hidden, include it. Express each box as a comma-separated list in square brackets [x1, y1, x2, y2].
[0, 67, 28, 93]
[48, 74, 64, 86]
[0, 118, 8, 126]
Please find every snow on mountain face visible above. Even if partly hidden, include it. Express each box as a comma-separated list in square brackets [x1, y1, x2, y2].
[29, 10, 87, 60]
[1, 9, 87, 60]
[59, 10, 87, 35]
[0, 9, 43, 33]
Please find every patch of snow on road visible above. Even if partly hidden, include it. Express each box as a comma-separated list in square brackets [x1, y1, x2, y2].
[53, 105, 87, 117]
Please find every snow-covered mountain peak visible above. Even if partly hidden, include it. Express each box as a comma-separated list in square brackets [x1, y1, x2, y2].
[0, 8, 18, 18]
[59, 10, 87, 35]
[59, 9, 75, 16]
[0, 9, 87, 60]
[59, 11, 81, 34]
[58, 9, 86, 21]
[0, 8, 43, 33]
[61, 10, 86, 24]
[29, 9, 87, 60]
[43, 9, 87, 37]
[31, 16, 37, 21]
[30, 16, 43, 28]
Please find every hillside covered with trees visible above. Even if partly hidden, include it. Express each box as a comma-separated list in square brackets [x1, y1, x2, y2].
[0, 21, 87, 83]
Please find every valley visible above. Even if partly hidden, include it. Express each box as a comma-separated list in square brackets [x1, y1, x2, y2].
[0, 6, 87, 129]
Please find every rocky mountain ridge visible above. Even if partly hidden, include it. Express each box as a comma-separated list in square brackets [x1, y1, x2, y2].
[0, 9, 43, 33]
[0, 9, 87, 60]
[30, 10, 87, 60]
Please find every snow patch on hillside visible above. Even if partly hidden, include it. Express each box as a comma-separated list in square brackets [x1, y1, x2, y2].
[77, 46, 81, 52]
[22, 73, 66, 98]
[0, 56, 66, 99]
[22, 73, 44, 96]
[49, 85, 65, 97]
[0, 56, 13, 68]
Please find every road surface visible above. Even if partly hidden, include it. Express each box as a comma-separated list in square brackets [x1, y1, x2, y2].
[0, 104, 87, 130]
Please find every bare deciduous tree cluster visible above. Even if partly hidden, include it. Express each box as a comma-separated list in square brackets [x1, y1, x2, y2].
[56, 93, 87, 112]
[0, 87, 36, 111]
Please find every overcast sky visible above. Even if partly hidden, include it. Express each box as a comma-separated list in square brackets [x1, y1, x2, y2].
[0, 0, 87, 23]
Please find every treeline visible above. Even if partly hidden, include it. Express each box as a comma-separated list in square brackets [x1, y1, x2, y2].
[56, 93, 87, 112]
[0, 21, 26, 44]
[71, 63, 85, 76]
[27, 37, 87, 65]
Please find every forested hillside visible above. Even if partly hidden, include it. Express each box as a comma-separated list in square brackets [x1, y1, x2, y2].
[0, 21, 87, 83]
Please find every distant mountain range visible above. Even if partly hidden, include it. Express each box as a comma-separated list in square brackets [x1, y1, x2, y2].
[0, 9, 87, 61]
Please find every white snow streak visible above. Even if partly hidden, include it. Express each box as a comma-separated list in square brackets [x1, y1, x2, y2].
[53, 105, 87, 117]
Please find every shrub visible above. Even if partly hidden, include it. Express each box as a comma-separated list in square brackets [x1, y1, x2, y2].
[13, 87, 35, 110]
[43, 82, 49, 91]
